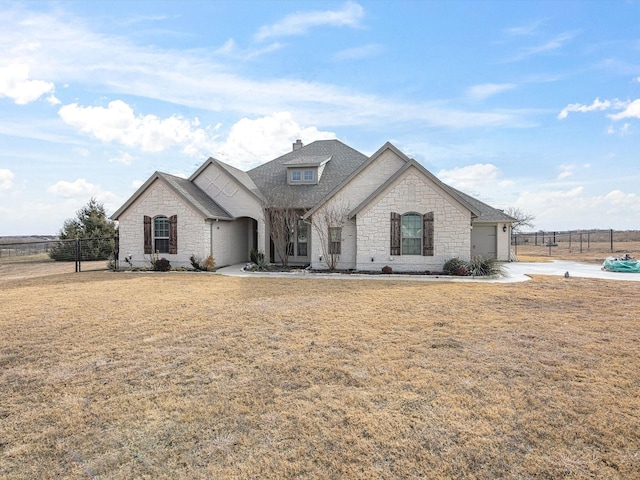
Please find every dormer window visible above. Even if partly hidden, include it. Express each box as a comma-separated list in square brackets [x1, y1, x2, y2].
[290, 169, 315, 183]
[285, 155, 331, 185]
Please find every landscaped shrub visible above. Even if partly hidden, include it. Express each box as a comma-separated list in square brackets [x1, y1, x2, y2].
[249, 249, 268, 271]
[443, 257, 469, 276]
[190, 254, 216, 271]
[202, 254, 215, 271]
[381, 265, 393, 274]
[469, 256, 502, 276]
[154, 258, 171, 272]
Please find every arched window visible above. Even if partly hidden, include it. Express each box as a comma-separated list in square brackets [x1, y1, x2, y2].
[154, 216, 170, 253]
[390, 212, 434, 256]
[144, 215, 178, 254]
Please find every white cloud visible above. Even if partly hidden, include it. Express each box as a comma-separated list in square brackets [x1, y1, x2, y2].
[109, 152, 134, 165]
[608, 99, 640, 120]
[48, 178, 99, 198]
[131, 179, 144, 189]
[0, 168, 14, 190]
[73, 147, 90, 157]
[505, 20, 544, 37]
[0, 7, 526, 130]
[58, 100, 217, 156]
[437, 163, 504, 190]
[254, 1, 364, 41]
[515, 186, 640, 230]
[558, 97, 612, 119]
[46, 95, 61, 105]
[0, 64, 55, 104]
[333, 44, 385, 61]
[216, 112, 336, 169]
[556, 163, 589, 180]
[467, 83, 516, 101]
[505, 32, 577, 62]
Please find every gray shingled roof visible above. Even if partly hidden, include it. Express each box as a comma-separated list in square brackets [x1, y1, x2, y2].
[453, 188, 516, 223]
[247, 139, 369, 208]
[158, 173, 233, 219]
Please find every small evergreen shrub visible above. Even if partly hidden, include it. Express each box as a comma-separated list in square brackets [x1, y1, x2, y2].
[443, 258, 469, 276]
[381, 265, 393, 274]
[154, 258, 171, 272]
[189, 255, 200, 270]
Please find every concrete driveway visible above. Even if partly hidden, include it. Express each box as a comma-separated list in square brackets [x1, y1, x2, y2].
[217, 260, 640, 283]
[501, 260, 640, 283]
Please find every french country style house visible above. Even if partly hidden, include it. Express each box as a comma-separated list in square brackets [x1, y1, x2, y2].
[111, 139, 514, 271]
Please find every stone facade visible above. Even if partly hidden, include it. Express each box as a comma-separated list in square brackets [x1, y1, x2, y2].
[114, 141, 512, 272]
[309, 150, 472, 272]
[355, 169, 471, 272]
[192, 162, 267, 256]
[117, 180, 210, 268]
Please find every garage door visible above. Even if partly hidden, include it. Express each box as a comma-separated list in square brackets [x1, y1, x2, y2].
[471, 225, 497, 259]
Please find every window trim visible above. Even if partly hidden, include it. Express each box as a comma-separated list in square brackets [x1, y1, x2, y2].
[154, 216, 170, 254]
[390, 211, 434, 257]
[144, 214, 177, 255]
[328, 226, 342, 255]
[401, 212, 422, 255]
[288, 167, 317, 185]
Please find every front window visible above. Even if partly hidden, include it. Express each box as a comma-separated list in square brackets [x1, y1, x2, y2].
[297, 219, 308, 256]
[329, 227, 341, 255]
[154, 216, 170, 253]
[291, 171, 301, 182]
[401, 213, 422, 255]
[304, 170, 314, 181]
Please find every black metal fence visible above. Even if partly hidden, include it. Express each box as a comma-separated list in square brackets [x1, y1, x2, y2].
[0, 237, 118, 272]
[512, 229, 640, 256]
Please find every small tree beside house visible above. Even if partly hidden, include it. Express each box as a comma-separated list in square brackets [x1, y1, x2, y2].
[310, 199, 351, 271]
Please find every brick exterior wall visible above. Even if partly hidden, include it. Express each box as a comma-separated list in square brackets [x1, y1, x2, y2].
[117, 180, 210, 268]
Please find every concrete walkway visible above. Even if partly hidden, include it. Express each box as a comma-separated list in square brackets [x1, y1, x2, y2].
[216, 260, 640, 283]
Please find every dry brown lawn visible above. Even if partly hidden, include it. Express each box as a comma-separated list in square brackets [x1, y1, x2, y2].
[1, 269, 639, 479]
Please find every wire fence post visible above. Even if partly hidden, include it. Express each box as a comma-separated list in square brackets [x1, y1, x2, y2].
[75, 238, 81, 273]
[610, 229, 614, 252]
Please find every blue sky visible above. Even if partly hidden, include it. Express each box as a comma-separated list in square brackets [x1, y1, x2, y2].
[1, 0, 639, 235]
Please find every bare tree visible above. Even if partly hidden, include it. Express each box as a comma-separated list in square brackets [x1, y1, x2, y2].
[264, 190, 301, 267]
[310, 199, 351, 271]
[505, 207, 536, 233]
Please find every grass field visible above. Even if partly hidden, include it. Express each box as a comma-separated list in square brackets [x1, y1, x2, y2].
[1, 266, 639, 479]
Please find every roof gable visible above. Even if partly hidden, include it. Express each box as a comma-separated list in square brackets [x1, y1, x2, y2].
[111, 172, 232, 221]
[347, 159, 481, 219]
[190, 157, 265, 203]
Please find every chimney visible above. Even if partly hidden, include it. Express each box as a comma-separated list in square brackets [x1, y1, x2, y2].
[292, 139, 303, 151]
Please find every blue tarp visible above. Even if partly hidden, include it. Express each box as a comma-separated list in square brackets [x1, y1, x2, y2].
[602, 256, 640, 273]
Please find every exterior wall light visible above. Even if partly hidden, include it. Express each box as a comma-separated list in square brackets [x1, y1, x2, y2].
[503, 224, 508, 232]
